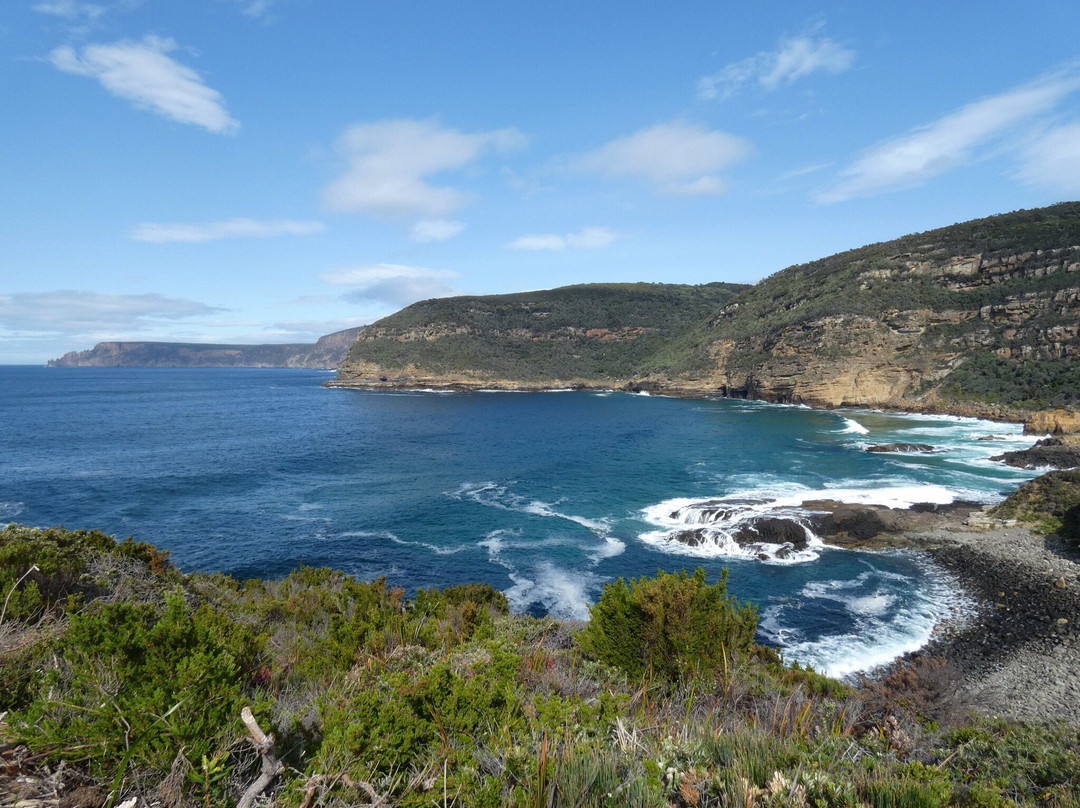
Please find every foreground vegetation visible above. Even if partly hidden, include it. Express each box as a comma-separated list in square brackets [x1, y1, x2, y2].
[2, 525, 1079, 807]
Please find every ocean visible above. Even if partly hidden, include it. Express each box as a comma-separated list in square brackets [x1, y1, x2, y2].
[0, 366, 1040, 676]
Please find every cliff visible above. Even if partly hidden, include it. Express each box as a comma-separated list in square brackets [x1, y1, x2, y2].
[48, 326, 362, 369]
[704, 203, 1080, 415]
[331, 203, 1080, 427]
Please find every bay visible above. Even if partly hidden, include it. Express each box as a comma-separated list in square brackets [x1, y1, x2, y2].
[0, 366, 1038, 676]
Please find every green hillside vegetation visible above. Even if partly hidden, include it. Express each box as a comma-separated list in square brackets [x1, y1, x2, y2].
[707, 203, 1080, 406]
[343, 283, 748, 381]
[3, 525, 1079, 807]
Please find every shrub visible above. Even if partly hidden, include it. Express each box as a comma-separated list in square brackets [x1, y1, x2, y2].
[10, 592, 263, 778]
[577, 568, 758, 683]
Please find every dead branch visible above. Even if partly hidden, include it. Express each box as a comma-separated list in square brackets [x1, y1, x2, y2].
[237, 707, 284, 808]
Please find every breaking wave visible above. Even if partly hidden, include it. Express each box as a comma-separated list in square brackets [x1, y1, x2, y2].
[759, 558, 974, 678]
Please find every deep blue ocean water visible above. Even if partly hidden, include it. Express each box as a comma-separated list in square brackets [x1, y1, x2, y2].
[0, 366, 1040, 676]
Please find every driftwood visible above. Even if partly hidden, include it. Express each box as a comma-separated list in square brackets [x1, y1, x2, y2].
[236, 708, 284, 808]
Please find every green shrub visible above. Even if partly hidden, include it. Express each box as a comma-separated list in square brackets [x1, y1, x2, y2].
[411, 583, 509, 647]
[578, 568, 758, 683]
[10, 592, 262, 778]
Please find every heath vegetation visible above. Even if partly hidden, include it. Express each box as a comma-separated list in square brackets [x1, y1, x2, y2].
[2, 524, 1079, 807]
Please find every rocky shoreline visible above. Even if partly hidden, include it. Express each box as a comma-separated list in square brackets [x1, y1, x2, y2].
[326, 376, 1080, 437]
[880, 516, 1080, 723]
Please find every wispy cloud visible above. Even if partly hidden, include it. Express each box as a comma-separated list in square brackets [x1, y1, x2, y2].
[33, 0, 108, 20]
[578, 121, 751, 196]
[698, 30, 854, 101]
[130, 218, 325, 243]
[50, 35, 239, 134]
[818, 70, 1080, 203]
[410, 219, 466, 243]
[509, 226, 619, 251]
[1015, 123, 1080, 195]
[323, 119, 527, 221]
[0, 290, 223, 334]
[320, 263, 460, 308]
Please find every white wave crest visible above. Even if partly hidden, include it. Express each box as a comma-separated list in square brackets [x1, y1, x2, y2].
[759, 560, 975, 677]
[454, 482, 622, 563]
[0, 501, 27, 518]
[839, 417, 869, 435]
[504, 563, 599, 620]
[480, 529, 599, 618]
[340, 530, 467, 556]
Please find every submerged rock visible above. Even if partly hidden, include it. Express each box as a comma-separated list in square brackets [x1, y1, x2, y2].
[866, 443, 938, 453]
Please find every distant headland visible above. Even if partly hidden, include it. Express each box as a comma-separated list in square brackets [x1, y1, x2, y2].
[47, 326, 361, 369]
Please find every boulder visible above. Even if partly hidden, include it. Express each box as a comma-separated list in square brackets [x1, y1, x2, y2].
[731, 517, 810, 548]
[991, 445, 1080, 470]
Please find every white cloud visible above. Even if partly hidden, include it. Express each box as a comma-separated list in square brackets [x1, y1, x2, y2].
[130, 218, 325, 243]
[578, 121, 751, 196]
[410, 219, 466, 243]
[1015, 123, 1080, 194]
[819, 71, 1080, 203]
[0, 290, 223, 334]
[240, 0, 272, 17]
[509, 226, 619, 251]
[33, 0, 107, 20]
[320, 263, 460, 308]
[50, 35, 239, 134]
[698, 32, 854, 101]
[323, 119, 527, 220]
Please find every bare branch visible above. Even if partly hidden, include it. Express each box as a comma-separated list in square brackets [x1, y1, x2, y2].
[237, 708, 283, 808]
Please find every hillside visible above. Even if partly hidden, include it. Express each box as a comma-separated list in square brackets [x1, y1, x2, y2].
[332, 203, 1080, 420]
[48, 326, 362, 369]
[705, 202, 1080, 412]
[332, 282, 748, 388]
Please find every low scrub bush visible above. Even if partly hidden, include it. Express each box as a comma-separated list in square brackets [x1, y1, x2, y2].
[577, 567, 757, 683]
[9, 592, 262, 783]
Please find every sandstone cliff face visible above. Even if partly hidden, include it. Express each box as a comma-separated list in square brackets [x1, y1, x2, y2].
[705, 238, 1080, 416]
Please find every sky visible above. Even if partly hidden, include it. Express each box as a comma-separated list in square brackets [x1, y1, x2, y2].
[3, 1, 1080, 363]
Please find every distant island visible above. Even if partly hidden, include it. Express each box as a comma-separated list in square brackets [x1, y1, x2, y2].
[48, 326, 361, 369]
[330, 202, 1080, 430]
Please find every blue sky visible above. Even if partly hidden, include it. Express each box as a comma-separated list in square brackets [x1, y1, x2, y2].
[3, 1, 1079, 363]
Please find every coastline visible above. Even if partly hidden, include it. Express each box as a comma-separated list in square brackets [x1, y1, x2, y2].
[324, 375, 1071, 432]
[880, 517, 1080, 723]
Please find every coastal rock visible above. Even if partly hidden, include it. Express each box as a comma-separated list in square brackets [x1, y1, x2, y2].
[624, 380, 665, 394]
[1025, 409, 1080, 436]
[731, 517, 810, 548]
[991, 445, 1080, 470]
[865, 443, 938, 453]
